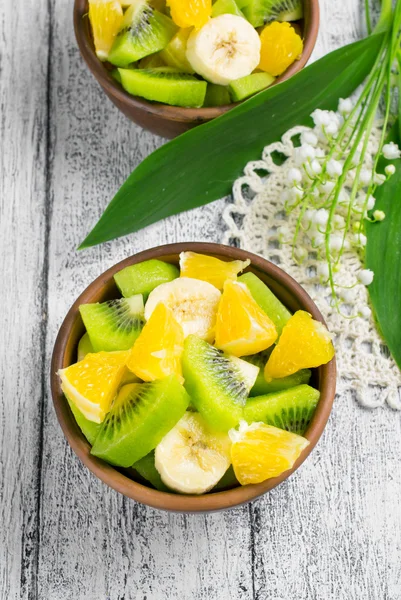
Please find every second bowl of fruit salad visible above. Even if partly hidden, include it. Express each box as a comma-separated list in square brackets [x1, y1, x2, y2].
[74, 0, 319, 137]
[51, 242, 336, 512]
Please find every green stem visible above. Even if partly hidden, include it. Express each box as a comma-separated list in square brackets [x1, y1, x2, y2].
[365, 0, 372, 34]
[374, 0, 393, 33]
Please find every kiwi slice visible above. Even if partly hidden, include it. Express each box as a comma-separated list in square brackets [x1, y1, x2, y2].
[245, 351, 311, 396]
[65, 393, 101, 445]
[229, 72, 275, 102]
[243, 0, 303, 27]
[114, 259, 179, 299]
[212, 0, 244, 17]
[204, 83, 231, 107]
[182, 335, 256, 431]
[160, 29, 194, 73]
[138, 52, 166, 69]
[238, 272, 291, 336]
[133, 450, 171, 492]
[77, 332, 94, 362]
[107, 1, 177, 67]
[213, 466, 239, 491]
[79, 295, 144, 352]
[118, 67, 207, 107]
[244, 384, 320, 435]
[91, 377, 190, 467]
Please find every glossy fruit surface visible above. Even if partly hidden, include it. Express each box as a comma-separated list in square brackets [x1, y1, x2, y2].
[179, 251, 250, 289]
[258, 21, 303, 76]
[215, 280, 277, 356]
[59, 351, 129, 423]
[265, 310, 335, 380]
[88, 0, 123, 60]
[229, 420, 309, 485]
[167, 0, 212, 29]
[128, 302, 184, 382]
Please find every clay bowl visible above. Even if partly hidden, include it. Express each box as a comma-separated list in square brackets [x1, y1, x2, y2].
[73, 0, 320, 138]
[51, 242, 336, 512]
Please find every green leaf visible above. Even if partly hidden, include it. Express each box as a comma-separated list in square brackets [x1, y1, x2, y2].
[366, 125, 401, 370]
[80, 34, 384, 249]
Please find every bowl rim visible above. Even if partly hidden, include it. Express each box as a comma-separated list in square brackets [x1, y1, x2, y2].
[51, 242, 336, 513]
[73, 0, 320, 123]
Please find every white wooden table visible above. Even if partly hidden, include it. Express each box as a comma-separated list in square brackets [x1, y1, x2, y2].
[2, 1, 401, 597]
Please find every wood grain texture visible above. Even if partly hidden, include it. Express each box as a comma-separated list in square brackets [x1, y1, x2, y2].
[1, 0, 401, 597]
[0, 1, 49, 598]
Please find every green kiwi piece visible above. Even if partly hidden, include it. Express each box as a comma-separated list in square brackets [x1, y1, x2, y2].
[203, 83, 231, 107]
[108, 1, 177, 67]
[79, 295, 144, 352]
[243, 0, 303, 27]
[133, 450, 171, 492]
[65, 393, 101, 445]
[212, 466, 239, 491]
[91, 376, 190, 467]
[160, 29, 194, 73]
[182, 335, 257, 432]
[238, 272, 291, 336]
[118, 67, 207, 107]
[114, 259, 179, 299]
[77, 332, 94, 362]
[111, 68, 122, 85]
[212, 0, 244, 17]
[245, 351, 311, 396]
[229, 72, 275, 102]
[244, 384, 320, 435]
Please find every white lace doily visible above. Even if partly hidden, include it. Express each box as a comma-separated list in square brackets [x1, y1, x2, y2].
[222, 125, 401, 410]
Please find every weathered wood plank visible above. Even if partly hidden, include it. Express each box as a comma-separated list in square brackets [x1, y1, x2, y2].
[0, 1, 49, 598]
[38, 2, 251, 598]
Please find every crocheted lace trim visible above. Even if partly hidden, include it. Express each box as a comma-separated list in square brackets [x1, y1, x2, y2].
[222, 125, 401, 410]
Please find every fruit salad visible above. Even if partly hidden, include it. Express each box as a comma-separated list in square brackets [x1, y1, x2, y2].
[87, 0, 304, 107]
[58, 252, 334, 494]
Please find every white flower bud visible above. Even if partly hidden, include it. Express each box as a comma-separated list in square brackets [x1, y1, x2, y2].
[327, 159, 343, 177]
[320, 180, 335, 195]
[313, 208, 329, 227]
[317, 263, 330, 279]
[357, 269, 374, 285]
[374, 173, 386, 186]
[353, 232, 367, 247]
[366, 195, 376, 210]
[382, 142, 401, 160]
[311, 109, 332, 128]
[329, 234, 343, 253]
[310, 159, 322, 174]
[338, 98, 353, 114]
[312, 232, 325, 247]
[359, 168, 372, 186]
[333, 215, 345, 229]
[287, 167, 303, 184]
[300, 130, 318, 147]
[294, 247, 308, 262]
[373, 210, 385, 221]
[359, 306, 372, 319]
[385, 164, 396, 176]
[325, 121, 339, 137]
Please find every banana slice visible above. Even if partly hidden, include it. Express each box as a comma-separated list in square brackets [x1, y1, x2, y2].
[186, 14, 261, 86]
[144, 277, 221, 342]
[155, 412, 232, 494]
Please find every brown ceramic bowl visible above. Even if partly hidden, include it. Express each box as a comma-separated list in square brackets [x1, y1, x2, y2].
[51, 242, 336, 512]
[73, 0, 320, 138]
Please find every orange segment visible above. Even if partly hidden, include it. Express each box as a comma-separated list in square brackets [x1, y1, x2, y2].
[265, 310, 335, 381]
[230, 421, 309, 485]
[127, 303, 184, 383]
[179, 251, 250, 290]
[166, 0, 211, 29]
[88, 0, 124, 60]
[59, 350, 129, 423]
[215, 280, 277, 356]
[258, 21, 303, 77]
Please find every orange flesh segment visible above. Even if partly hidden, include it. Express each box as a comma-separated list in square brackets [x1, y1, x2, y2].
[127, 303, 184, 383]
[230, 422, 309, 485]
[179, 251, 250, 290]
[215, 280, 277, 356]
[166, 0, 211, 29]
[264, 310, 335, 381]
[88, 0, 124, 60]
[258, 21, 303, 77]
